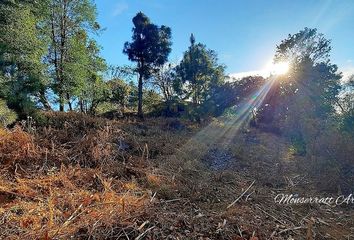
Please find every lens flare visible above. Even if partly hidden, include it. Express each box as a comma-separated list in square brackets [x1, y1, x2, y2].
[271, 62, 289, 75]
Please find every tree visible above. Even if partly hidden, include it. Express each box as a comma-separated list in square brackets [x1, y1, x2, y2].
[104, 65, 136, 114]
[175, 34, 225, 105]
[0, 0, 50, 115]
[107, 79, 131, 114]
[258, 28, 342, 154]
[123, 12, 172, 118]
[47, 0, 101, 111]
[272, 28, 341, 117]
[0, 0, 105, 115]
[107, 65, 136, 82]
[69, 33, 107, 113]
[152, 63, 176, 101]
[143, 89, 163, 113]
[274, 27, 331, 67]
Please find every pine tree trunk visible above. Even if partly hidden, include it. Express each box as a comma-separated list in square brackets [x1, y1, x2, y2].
[137, 72, 144, 119]
[67, 93, 72, 111]
[59, 95, 64, 112]
[79, 99, 84, 113]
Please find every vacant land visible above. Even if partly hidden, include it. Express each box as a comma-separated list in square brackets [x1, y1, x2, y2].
[0, 112, 353, 239]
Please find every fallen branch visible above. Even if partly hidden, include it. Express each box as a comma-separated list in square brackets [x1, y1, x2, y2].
[162, 198, 183, 203]
[135, 226, 155, 240]
[150, 192, 156, 202]
[227, 180, 255, 209]
[278, 226, 306, 234]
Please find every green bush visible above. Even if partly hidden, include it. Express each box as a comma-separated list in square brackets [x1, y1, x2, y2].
[0, 99, 17, 127]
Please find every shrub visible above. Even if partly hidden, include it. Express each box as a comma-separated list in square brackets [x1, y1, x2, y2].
[148, 100, 186, 117]
[0, 99, 17, 127]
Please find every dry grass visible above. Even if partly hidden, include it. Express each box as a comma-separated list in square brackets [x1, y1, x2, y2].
[0, 113, 154, 239]
[1, 113, 354, 239]
[0, 166, 148, 239]
[0, 127, 40, 166]
[0, 113, 202, 239]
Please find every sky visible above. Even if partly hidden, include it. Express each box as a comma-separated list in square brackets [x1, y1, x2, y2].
[95, 0, 354, 79]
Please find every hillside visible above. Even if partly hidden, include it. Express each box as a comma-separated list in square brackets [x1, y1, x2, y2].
[1, 1, 354, 239]
[0, 112, 353, 239]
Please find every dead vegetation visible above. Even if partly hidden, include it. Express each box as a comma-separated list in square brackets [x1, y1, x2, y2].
[0, 112, 353, 239]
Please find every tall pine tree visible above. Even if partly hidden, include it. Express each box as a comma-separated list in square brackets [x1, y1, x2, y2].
[123, 12, 172, 118]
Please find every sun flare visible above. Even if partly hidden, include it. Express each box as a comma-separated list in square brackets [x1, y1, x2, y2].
[268, 62, 290, 75]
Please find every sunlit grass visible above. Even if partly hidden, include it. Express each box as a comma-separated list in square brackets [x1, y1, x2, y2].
[174, 77, 277, 163]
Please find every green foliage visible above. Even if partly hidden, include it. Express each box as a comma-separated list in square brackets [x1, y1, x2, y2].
[152, 63, 177, 101]
[107, 79, 131, 111]
[105, 66, 138, 114]
[78, 74, 109, 114]
[148, 100, 186, 117]
[123, 12, 172, 78]
[260, 28, 341, 126]
[0, 0, 106, 115]
[0, 0, 49, 115]
[74, 38, 108, 114]
[143, 89, 163, 113]
[175, 34, 225, 105]
[289, 134, 307, 156]
[123, 12, 172, 117]
[126, 81, 139, 110]
[256, 28, 344, 165]
[274, 27, 331, 66]
[211, 76, 266, 116]
[47, 0, 103, 111]
[0, 99, 17, 127]
[274, 28, 341, 116]
[276, 59, 341, 120]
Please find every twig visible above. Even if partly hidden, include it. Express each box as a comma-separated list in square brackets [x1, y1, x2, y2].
[53, 201, 118, 238]
[135, 226, 154, 240]
[62, 203, 83, 227]
[278, 226, 306, 234]
[162, 198, 183, 203]
[150, 192, 156, 202]
[270, 225, 279, 238]
[237, 225, 243, 237]
[245, 190, 255, 201]
[227, 180, 255, 209]
[137, 221, 149, 231]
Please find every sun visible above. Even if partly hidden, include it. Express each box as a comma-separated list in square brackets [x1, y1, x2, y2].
[269, 61, 290, 75]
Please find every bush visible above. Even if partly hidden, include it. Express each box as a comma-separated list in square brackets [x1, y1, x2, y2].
[0, 99, 17, 127]
[148, 100, 186, 117]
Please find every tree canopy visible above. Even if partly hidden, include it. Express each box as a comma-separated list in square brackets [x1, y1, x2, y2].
[175, 34, 225, 105]
[274, 27, 332, 66]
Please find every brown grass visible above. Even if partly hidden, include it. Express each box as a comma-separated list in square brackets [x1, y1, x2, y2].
[1, 112, 353, 239]
[0, 113, 154, 239]
[0, 127, 40, 166]
[0, 166, 148, 239]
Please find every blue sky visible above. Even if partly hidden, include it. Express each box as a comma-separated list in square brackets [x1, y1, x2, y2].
[95, 0, 354, 78]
